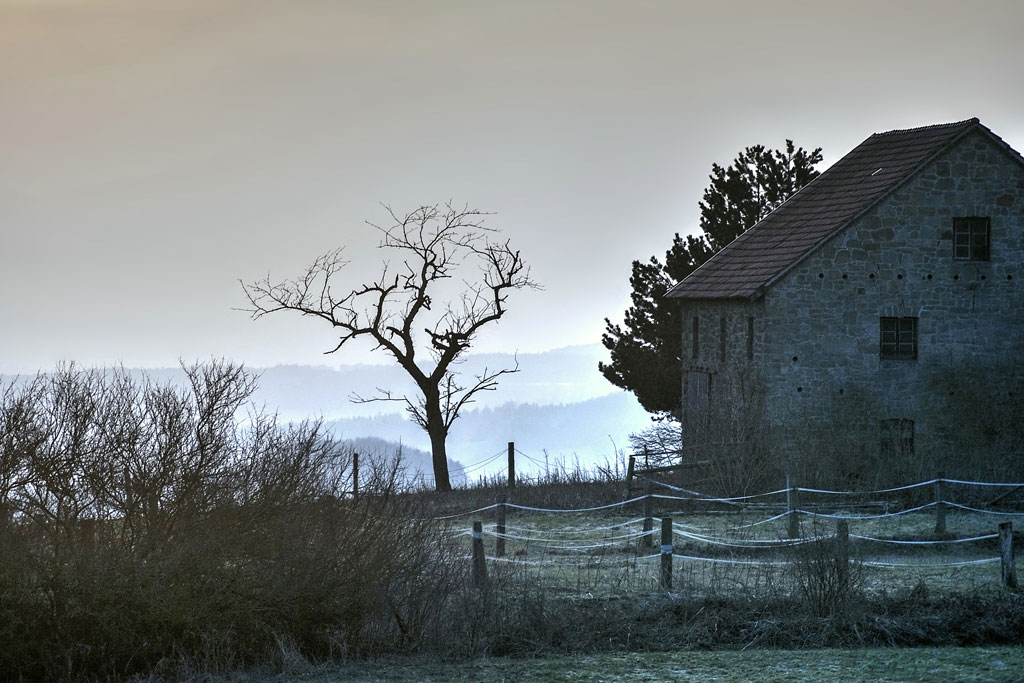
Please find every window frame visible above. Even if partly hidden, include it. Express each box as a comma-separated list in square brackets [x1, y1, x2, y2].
[953, 216, 990, 261]
[879, 316, 918, 360]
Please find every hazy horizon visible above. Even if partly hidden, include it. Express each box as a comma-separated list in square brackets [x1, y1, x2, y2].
[0, 343, 652, 473]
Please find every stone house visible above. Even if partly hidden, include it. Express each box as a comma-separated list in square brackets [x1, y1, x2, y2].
[666, 118, 1024, 481]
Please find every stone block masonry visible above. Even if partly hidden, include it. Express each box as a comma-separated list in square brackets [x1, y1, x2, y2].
[680, 127, 1023, 470]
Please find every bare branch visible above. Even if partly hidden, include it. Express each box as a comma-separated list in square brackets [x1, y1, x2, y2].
[440, 357, 520, 431]
[240, 203, 536, 491]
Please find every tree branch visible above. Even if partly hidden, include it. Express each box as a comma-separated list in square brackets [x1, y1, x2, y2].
[240, 202, 536, 490]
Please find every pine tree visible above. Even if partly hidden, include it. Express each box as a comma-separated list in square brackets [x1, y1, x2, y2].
[600, 141, 823, 418]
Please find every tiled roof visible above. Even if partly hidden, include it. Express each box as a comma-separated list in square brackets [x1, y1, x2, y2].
[667, 118, 997, 300]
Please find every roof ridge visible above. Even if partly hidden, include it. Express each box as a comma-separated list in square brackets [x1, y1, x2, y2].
[667, 117, 1017, 301]
[870, 117, 978, 138]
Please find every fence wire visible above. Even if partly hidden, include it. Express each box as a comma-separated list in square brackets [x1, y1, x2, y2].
[443, 474, 1021, 596]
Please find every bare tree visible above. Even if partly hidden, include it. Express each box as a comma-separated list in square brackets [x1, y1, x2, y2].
[241, 203, 537, 491]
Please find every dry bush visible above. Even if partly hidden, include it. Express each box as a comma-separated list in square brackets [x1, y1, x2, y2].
[628, 421, 683, 468]
[0, 363, 467, 681]
[682, 367, 778, 496]
[927, 359, 1024, 484]
[790, 521, 864, 618]
[677, 353, 1024, 497]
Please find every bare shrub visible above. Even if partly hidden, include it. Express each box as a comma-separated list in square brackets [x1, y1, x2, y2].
[628, 421, 683, 468]
[927, 358, 1024, 483]
[778, 386, 896, 491]
[791, 522, 863, 617]
[679, 365, 779, 496]
[0, 363, 468, 680]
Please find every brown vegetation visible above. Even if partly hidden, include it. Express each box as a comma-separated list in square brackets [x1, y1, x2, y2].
[0, 364, 464, 680]
[1, 363, 1021, 681]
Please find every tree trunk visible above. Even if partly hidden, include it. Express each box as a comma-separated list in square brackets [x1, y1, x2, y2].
[427, 424, 452, 491]
[420, 385, 453, 491]
[414, 389, 448, 492]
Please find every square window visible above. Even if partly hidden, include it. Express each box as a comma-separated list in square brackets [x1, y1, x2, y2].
[880, 317, 917, 360]
[953, 217, 990, 261]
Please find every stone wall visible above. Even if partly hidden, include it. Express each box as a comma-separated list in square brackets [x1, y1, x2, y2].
[680, 129, 1024, 480]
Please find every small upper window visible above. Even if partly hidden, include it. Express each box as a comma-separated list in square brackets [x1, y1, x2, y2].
[880, 317, 917, 360]
[953, 217, 989, 261]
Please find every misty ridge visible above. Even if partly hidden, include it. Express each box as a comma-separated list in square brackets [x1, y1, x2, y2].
[2, 344, 651, 481]
[327, 392, 647, 479]
[250, 344, 623, 420]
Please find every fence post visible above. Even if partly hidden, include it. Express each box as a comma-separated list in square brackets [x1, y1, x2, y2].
[835, 518, 849, 590]
[507, 441, 515, 489]
[999, 521, 1017, 589]
[352, 452, 359, 501]
[787, 474, 800, 539]
[625, 453, 635, 500]
[495, 496, 507, 558]
[472, 520, 488, 587]
[660, 516, 673, 590]
[934, 472, 946, 534]
[642, 479, 654, 549]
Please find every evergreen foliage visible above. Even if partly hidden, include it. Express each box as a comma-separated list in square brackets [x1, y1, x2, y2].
[600, 141, 823, 418]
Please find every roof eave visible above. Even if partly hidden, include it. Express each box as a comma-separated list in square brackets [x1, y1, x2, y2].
[667, 288, 765, 303]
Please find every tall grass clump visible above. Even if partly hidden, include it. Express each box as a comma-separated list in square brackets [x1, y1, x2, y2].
[0, 362, 463, 681]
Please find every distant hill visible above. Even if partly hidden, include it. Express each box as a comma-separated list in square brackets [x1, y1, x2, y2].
[339, 436, 467, 487]
[0, 344, 654, 474]
[249, 343, 621, 422]
[325, 392, 651, 477]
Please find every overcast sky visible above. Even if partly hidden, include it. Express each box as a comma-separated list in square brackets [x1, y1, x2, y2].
[2, 0, 1023, 374]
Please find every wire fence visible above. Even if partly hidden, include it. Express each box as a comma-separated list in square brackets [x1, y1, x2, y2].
[438, 475, 1023, 597]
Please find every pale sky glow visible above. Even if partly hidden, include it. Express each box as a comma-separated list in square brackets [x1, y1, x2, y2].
[2, 0, 1023, 373]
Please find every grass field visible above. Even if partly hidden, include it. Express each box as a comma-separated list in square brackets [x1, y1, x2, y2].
[220, 646, 1024, 682]
[6, 370, 1022, 681]
[449, 504, 1022, 599]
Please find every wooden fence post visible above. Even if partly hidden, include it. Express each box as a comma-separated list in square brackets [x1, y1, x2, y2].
[660, 516, 673, 590]
[999, 521, 1017, 589]
[624, 453, 635, 500]
[495, 496, 507, 558]
[507, 441, 515, 489]
[787, 474, 800, 539]
[352, 452, 359, 501]
[642, 479, 654, 549]
[934, 472, 946, 534]
[472, 520, 488, 587]
[835, 518, 849, 590]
